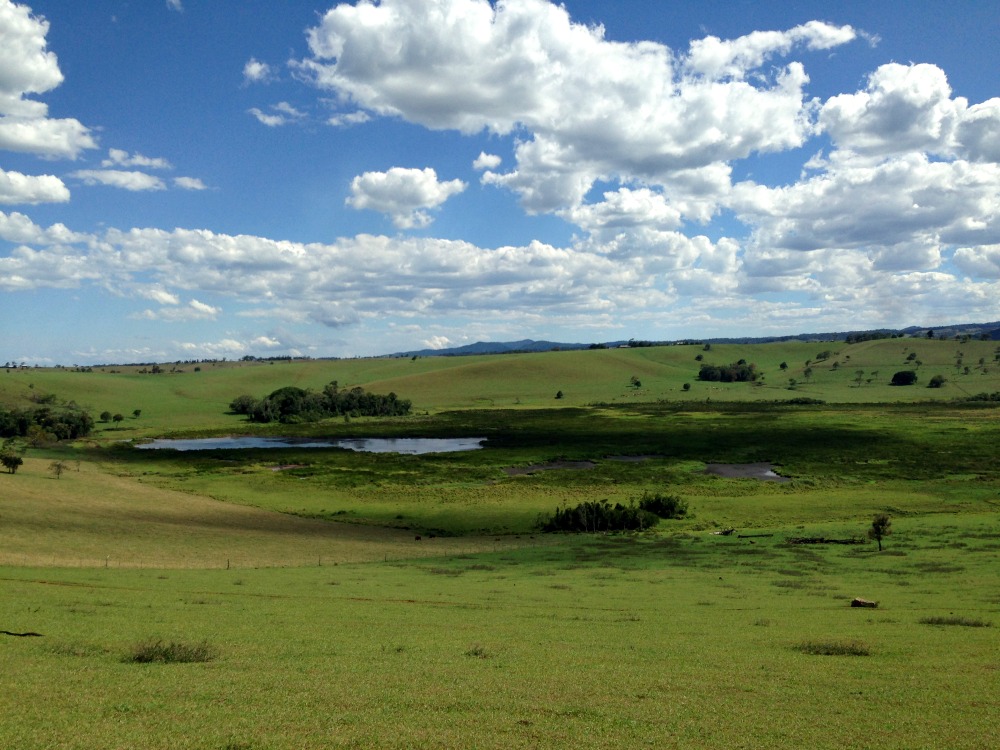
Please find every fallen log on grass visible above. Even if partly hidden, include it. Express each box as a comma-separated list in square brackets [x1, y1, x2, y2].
[850, 598, 879, 609]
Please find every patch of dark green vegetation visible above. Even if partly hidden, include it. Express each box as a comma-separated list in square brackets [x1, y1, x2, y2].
[794, 639, 871, 656]
[124, 639, 216, 664]
[919, 616, 991, 627]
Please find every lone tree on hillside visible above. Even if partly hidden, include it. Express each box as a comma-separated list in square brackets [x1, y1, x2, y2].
[868, 513, 892, 551]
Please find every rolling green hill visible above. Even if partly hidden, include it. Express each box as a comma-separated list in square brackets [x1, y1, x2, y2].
[3, 339, 999, 436]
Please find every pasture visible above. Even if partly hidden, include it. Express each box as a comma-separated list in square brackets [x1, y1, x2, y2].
[1, 340, 998, 748]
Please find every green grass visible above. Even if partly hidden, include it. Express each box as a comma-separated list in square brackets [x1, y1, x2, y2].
[2, 521, 998, 749]
[1, 341, 999, 747]
[4, 339, 1000, 437]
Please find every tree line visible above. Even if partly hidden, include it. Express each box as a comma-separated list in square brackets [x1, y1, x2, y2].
[0, 405, 94, 441]
[230, 381, 412, 423]
[538, 491, 688, 533]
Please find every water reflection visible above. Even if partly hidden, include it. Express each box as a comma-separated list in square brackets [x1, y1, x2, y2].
[137, 436, 485, 454]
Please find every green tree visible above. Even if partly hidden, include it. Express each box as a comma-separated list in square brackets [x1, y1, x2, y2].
[132, 409, 142, 419]
[928, 374, 946, 388]
[1, 449, 23, 474]
[629, 376, 641, 389]
[554, 390, 564, 400]
[868, 514, 892, 551]
[890, 370, 918, 386]
[112, 413, 125, 425]
[99, 411, 112, 422]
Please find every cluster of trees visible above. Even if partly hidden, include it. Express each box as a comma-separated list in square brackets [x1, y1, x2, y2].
[697, 360, 759, 383]
[538, 491, 688, 533]
[0, 405, 95, 442]
[230, 381, 412, 423]
[844, 331, 894, 344]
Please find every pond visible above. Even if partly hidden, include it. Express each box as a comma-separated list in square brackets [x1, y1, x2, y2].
[136, 436, 486, 454]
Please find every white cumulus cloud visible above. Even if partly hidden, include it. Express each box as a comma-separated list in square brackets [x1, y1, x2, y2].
[243, 58, 273, 84]
[473, 152, 501, 170]
[174, 176, 207, 190]
[0, 167, 68, 204]
[299, 0, 856, 213]
[0, 0, 95, 157]
[347, 167, 466, 228]
[102, 148, 172, 170]
[70, 169, 167, 191]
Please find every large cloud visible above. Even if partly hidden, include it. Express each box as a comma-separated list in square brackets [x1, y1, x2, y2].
[0, 0, 95, 158]
[298, 0, 855, 212]
[819, 63, 964, 157]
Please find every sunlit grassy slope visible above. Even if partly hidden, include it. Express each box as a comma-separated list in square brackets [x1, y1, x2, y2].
[3, 339, 999, 436]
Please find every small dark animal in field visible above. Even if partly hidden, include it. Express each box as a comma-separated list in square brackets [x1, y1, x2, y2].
[851, 598, 878, 608]
[414, 535, 421, 541]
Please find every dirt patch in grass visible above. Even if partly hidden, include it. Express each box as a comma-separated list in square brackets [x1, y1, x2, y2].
[704, 462, 790, 482]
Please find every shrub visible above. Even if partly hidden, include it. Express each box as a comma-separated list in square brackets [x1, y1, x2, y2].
[538, 499, 660, 533]
[928, 374, 946, 388]
[890, 370, 918, 386]
[124, 639, 216, 664]
[637, 491, 688, 519]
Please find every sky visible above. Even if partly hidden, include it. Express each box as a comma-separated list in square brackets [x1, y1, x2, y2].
[2, 0, 999, 365]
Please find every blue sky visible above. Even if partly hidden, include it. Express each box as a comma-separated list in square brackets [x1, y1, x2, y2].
[2, 0, 999, 365]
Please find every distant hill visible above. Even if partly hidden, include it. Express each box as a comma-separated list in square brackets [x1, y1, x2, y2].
[391, 322, 1000, 358]
[393, 339, 593, 357]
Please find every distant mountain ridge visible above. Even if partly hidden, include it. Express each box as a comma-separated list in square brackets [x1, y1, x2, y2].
[391, 322, 1000, 358]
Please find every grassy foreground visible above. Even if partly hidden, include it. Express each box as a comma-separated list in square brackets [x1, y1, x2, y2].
[2, 342, 999, 748]
[2, 516, 998, 749]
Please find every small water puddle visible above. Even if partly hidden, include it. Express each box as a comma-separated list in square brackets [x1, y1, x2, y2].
[704, 462, 789, 482]
[137, 436, 485, 454]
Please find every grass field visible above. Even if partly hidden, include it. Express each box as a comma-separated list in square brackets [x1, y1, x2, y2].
[2, 341, 999, 748]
